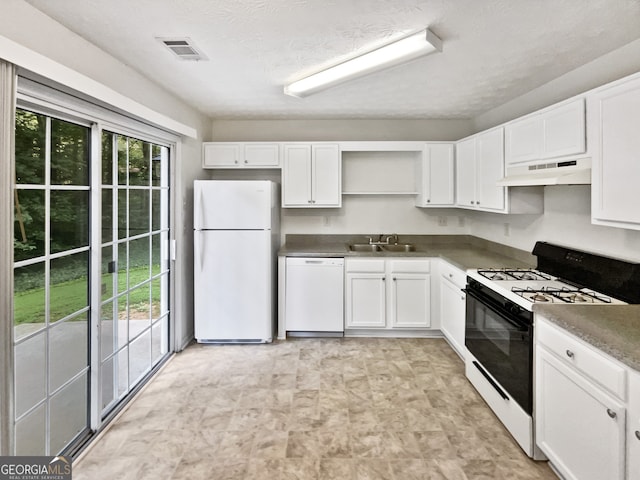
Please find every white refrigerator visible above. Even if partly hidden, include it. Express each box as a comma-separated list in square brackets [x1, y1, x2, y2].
[193, 180, 279, 343]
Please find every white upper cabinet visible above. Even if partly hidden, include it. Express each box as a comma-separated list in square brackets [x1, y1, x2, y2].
[589, 74, 640, 230]
[505, 115, 543, 164]
[476, 128, 506, 210]
[282, 143, 341, 208]
[544, 100, 585, 157]
[456, 128, 543, 214]
[415, 143, 455, 207]
[455, 128, 506, 212]
[203, 142, 280, 168]
[505, 98, 586, 167]
[455, 137, 477, 208]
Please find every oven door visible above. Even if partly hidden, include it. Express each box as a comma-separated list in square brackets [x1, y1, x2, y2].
[465, 284, 533, 414]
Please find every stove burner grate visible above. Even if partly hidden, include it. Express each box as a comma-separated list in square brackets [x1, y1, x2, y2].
[477, 268, 553, 282]
[511, 286, 613, 304]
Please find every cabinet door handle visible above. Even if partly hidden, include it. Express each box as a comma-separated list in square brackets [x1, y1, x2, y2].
[477, 201, 480, 205]
[470, 201, 475, 205]
[244, 159, 248, 164]
[426, 199, 431, 203]
[449, 273, 453, 278]
[392, 277, 396, 281]
[382, 277, 385, 282]
[635, 431, 640, 440]
[566, 349, 574, 358]
[606, 409, 617, 419]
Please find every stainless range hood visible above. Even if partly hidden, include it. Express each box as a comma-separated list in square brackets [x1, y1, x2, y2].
[497, 158, 591, 187]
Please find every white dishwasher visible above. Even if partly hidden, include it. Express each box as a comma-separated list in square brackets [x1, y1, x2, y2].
[285, 257, 344, 336]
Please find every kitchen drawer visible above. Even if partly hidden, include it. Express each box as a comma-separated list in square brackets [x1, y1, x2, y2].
[440, 260, 466, 287]
[345, 258, 385, 273]
[388, 259, 430, 273]
[536, 316, 627, 400]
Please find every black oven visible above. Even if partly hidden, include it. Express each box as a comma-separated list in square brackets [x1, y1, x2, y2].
[464, 277, 533, 414]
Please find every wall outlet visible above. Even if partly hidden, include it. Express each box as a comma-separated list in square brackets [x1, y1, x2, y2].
[504, 223, 510, 237]
[323, 215, 330, 227]
[438, 216, 448, 227]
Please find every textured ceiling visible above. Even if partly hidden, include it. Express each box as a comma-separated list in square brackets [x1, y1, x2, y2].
[23, 0, 640, 119]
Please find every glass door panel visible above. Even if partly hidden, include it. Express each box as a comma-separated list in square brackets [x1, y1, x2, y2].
[13, 109, 91, 455]
[100, 132, 170, 416]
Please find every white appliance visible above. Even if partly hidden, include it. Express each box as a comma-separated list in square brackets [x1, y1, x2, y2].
[285, 257, 344, 335]
[193, 180, 279, 343]
[463, 241, 639, 460]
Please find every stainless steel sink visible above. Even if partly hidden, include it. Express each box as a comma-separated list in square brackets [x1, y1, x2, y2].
[348, 243, 416, 252]
[381, 244, 416, 252]
[348, 244, 382, 252]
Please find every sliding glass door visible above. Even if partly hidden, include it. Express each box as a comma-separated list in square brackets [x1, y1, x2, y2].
[12, 106, 171, 456]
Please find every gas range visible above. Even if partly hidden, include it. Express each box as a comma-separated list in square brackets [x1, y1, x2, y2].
[463, 242, 640, 460]
[467, 267, 626, 310]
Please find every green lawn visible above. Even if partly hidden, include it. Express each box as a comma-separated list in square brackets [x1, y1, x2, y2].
[14, 265, 162, 325]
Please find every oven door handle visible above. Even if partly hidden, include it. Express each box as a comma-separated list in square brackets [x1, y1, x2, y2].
[464, 288, 530, 332]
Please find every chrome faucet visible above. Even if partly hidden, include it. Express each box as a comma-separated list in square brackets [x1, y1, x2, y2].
[367, 233, 398, 245]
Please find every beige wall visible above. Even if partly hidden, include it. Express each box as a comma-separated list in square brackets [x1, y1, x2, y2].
[466, 186, 640, 262]
[210, 118, 473, 142]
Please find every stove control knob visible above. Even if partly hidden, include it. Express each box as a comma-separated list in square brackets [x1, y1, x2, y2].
[507, 303, 521, 315]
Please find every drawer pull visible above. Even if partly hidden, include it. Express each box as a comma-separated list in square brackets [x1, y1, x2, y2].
[636, 431, 640, 440]
[566, 349, 574, 359]
[606, 409, 617, 419]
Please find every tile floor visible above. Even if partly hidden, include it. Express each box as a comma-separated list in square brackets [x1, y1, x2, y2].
[73, 338, 557, 479]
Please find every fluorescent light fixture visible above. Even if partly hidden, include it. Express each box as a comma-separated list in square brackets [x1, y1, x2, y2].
[284, 28, 442, 98]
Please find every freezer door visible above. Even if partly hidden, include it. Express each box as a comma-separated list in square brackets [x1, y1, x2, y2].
[194, 230, 273, 342]
[194, 180, 273, 230]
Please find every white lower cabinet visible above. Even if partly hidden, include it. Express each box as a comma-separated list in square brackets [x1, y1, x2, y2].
[629, 370, 640, 479]
[439, 261, 466, 360]
[345, 258, 431, 332]
[535, 317, 627, 480]
[345, 270, 387, 328]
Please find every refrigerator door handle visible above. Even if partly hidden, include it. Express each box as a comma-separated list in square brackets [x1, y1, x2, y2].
[196, 188, 204, 230]
[194, 233, 205, 271]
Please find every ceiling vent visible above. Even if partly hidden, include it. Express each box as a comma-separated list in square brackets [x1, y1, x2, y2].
[156, 37, 207, 61]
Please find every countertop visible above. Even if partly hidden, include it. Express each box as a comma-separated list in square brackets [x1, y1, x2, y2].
[279, 234, 640, 372]
[278, 234, 535, 271]
[534, 304, 640, 372]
